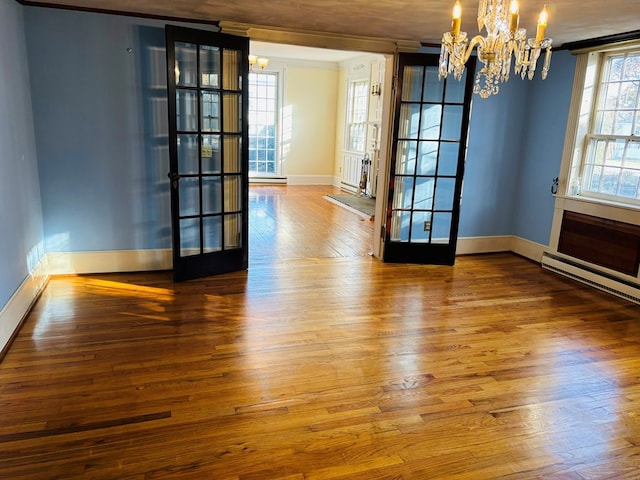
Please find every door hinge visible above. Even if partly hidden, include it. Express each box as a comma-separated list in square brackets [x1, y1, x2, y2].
[380, 224, 386, 240]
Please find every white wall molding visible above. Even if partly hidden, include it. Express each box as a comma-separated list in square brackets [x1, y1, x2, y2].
[456, 235, 512, 255]
[286, 175, 334, 185]
[249, 176, 287, 185]
[47, 249, 172, 276]
[510, 236, 547, 263]
[0, 256, 49, 355]
[456, 235, 546, 262]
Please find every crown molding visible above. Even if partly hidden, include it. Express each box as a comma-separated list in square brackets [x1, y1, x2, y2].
[219, 21, 419, 55]
[17, 0, 220, 26]
[561, 30, 640, 53]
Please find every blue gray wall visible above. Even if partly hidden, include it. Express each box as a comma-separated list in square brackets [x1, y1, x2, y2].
[24, 8, 197, 253]
[0, 1, 44, 308]
[460, 51, 576, 242]
[460, 76, 530, 237]
[512, 50, 576, 245]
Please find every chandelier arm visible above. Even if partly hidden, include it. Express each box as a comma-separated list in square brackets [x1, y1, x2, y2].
[464, 35, 487, 63]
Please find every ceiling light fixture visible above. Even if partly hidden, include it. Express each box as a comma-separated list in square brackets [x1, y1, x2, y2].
[248, 54, 269, 71]
[439, 0, 552, 98]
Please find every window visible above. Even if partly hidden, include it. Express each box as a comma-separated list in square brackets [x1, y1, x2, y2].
[346, 79, 369, 152]
[248, 71, 278, 175]
[579, 50, 640, 203]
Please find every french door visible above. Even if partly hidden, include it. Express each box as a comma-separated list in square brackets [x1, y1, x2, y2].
[383, 53, 475, 265]
[166, 26, 249, 281]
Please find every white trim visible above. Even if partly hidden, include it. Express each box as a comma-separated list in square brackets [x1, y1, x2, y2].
[541, 253, 640, 305]
[453, 235, 546, 262]
[510, 236, 547, 263]
[0, 256, 49, 354]
[557, 52, 592, 196]
[249, 176, 287, 185]
[47, 249, 172, 276]
[549, 195, 640, 254]
[286, 175, 334, 185]
[456, 235, 512, 255]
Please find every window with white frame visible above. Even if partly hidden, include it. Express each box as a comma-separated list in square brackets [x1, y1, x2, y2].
[579, 49, 640, 203]
[346, 79, 369, 153]
[248, 71, 278, 175]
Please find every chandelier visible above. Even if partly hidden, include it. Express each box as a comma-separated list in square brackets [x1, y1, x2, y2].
[439, 0, 552, 98]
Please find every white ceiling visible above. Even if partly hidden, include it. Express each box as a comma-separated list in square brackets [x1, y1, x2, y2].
[28, 0, 640, 53]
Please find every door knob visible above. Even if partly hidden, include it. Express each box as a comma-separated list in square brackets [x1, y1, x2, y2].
[168, 172, 181, 190]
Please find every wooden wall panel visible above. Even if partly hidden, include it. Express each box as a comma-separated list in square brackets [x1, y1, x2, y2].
[558, 211, 640, 276]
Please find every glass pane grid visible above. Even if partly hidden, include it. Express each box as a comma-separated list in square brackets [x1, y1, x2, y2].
[173, 39, 245, 260]
[346, 80, 369, 152]
[389, 59, 467, 247]
[249, 72, 277, 174]
[583, 136, 640, 200]
[583, 52, 640, 201]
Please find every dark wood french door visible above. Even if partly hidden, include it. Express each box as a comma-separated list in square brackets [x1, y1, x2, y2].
[383, 53, 475, 265]
[166, 26, 249, 281]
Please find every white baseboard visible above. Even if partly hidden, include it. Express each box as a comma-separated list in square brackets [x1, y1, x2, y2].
[542, 252, 640, 304]
[0, 256, 49, 355]
[249, 177, 287, 185]
[510, 236, 547, 262]
[456, 235, 546, 262]
[47, 249, 172, 275]
[287, 175, 334, 185]
[456, 235, 512, 255]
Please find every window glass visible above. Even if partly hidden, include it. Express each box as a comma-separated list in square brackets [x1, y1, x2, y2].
[248, 72, 278, 175]
[581, 51, 640, 202]
[346, 79, 369, 152]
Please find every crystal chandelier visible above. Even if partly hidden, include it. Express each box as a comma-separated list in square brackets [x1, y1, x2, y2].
[439, 0, 552, 98]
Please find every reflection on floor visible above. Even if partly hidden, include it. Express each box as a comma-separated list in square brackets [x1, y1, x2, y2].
[249, 185, 375, 263]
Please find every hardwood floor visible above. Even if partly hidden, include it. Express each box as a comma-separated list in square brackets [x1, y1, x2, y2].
[2, 187, 640, 479]
[249, 185, 375, 262]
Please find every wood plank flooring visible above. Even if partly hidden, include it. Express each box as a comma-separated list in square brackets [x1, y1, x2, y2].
[249, 185, 375, 262]
[2, 186, 640, 479]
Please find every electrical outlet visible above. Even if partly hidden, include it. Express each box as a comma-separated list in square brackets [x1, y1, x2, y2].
[424, 221, 431, 231]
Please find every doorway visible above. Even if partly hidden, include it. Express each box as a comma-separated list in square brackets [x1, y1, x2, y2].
[246, 41, 388, 262]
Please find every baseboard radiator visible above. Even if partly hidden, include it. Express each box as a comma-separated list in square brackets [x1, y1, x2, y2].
[541, 211, 640, 304]
[541, 252, 640, 305]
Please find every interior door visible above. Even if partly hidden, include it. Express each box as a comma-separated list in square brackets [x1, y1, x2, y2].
[166, 26, 249, 281]
[383, 53, 475, 265]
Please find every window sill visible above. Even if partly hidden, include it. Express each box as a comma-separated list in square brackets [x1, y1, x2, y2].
[553, 194, 640, 228]
[554, 194, 640, 212]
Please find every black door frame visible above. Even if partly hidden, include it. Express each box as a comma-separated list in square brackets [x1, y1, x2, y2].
[383, 52, 476, 265]
[166, 25, 249, 281]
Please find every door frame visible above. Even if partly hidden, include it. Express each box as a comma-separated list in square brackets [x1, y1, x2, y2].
[166, 25, 250, 281]
[378, 52, 476, 264]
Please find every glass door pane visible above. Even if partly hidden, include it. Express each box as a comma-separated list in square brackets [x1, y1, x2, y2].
[384, 53, 474, 265]
[167, 26, 249, 281]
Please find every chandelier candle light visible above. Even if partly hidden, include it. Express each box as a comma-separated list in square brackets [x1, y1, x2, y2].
[439, 0, 552, 98]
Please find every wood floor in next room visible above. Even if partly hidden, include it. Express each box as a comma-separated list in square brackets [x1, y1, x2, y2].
[249, 185, 375, 262]
[1, 186, 640, 479]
